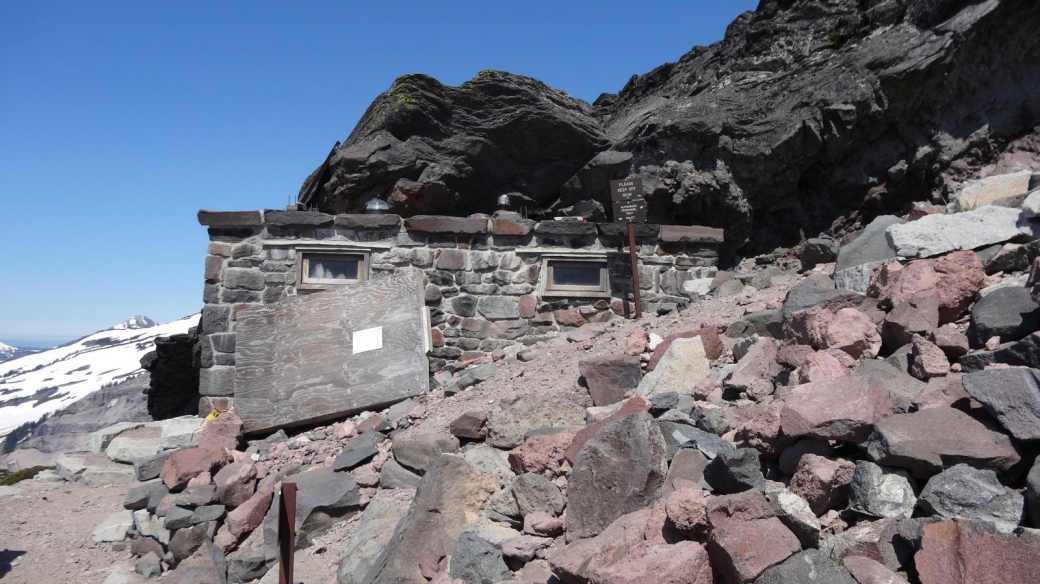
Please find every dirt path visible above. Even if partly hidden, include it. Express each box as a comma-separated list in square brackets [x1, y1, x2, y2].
[0, 478, 135, 584]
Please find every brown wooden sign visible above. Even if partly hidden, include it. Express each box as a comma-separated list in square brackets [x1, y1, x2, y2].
[610, 177, 647, 224]
[609, 177, 645, 318]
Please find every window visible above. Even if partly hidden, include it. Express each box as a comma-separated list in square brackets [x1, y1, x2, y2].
[543, 258, 611, 298]
[297, 251, 369, 290]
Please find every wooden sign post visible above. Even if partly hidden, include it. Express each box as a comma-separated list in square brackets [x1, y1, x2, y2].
[610, 177, 647, 319]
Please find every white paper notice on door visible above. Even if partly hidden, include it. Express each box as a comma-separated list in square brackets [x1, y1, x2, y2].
[352, 326, 383, 354]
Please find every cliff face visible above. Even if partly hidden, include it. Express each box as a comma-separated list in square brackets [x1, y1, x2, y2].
[300, 0, 1040, 253]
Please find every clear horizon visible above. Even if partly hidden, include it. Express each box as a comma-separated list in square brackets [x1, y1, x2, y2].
[0, 1, 757, 342]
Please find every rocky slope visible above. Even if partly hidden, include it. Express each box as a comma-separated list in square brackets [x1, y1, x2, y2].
[71, 180, 1040, 583]
[299, 0, 1040, 255]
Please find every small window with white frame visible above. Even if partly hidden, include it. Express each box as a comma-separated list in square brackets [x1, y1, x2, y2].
[542, 257, 611, 298]
[297, 250, 369, 290]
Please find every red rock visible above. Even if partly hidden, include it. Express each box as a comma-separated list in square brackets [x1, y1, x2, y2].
[843, 555, 906, 584]
[778, 438, 834, 475]
[431, 328, 444, 347]
[866, 408, 1021, 478]
[213, 524, 238, 554]
[928, 327, 970, 360]
[708, 517, 802, 583]
[643, 498, 676, 545]
[351, 464, 380, 488]
[224, 484, 274, 538]
[508, 427, 581, 476]
[588, 540, 713, 584]
[212, 461, 257, 508]
[665, 449, 710, 495]
[868, 260, 939, 310]
[907, 202, 946, 221]
[794, 350, 846, 384]
[187, 471, 212, 487]
[624, 329, 649, 356]
[563, 396, 651, 464]
[705, 490, 775, 529]
[823, 308, 882, 359]
[358, 414, 388, 433]
[909, 334, 949, 379]
[789, 454, 856, 515]
[554, 306, 587, 327]
[824, 348, 858, 369]
[933, 251, 986, 324]
[912, 377, 973, 411]
[198, 412, 243, 456]
[881, 291, 940, 349]
[915, 520, 1040, 584]
[647, 327, 724, 371]
[448, 410, 489, 440]
[519, 294, 536, 319]
[869, 254, 984, 325]
[693, 377, 723, 401]
[779, 374, 893, 442]
[548, 510, 651, 583]
[777, 345, 816, 370]
[733, 400, 791, 457]
[579, 355, 643, 407]
[727, 339, 779, 394]
[520, 560, 556, 584]
[783, 306, 833, 348]
[524, 511, 565, 537]
[665, 487, 709, 535]
[160, 447, 221, 491]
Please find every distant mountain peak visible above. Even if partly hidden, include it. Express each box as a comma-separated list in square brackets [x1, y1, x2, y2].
[111, 315, 157, 331]
[0, 341, 15, 354]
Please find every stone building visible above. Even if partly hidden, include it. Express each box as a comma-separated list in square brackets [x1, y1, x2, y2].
[195, 208, 722, 418]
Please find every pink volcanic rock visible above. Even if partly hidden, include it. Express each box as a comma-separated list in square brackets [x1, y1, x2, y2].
[524, 511, 565, 537]
[625, 329, 649, 356]
[665, 487, 710, 536]
[794, 350, 846, 384]
[548, 510, 652, 584]
[224, 484, 274, 538]
[708, 517, 802, 584]
[909, 335, 950, 379]
[160, 447, 222, 491]
[780, 375, 893, 442]
[213, 461, 257, 508]
[843, 555, 906, 584]
[198, 412, 243, 456]
[915, 519, 1040, 584]
[911, 377, 973, 411]
[705, 490, 775, 529]
[789, 454, 856, 515]
[868, 260, 939, 310]
[933, 251, 986, 324]
[823, 308, 882, 359]
[777, 344, 816, 370]
[783, 306, 833, 348]
[507, 427, 581, 476]
[881, 290, 941, 349]
[588, 540, 713, 584]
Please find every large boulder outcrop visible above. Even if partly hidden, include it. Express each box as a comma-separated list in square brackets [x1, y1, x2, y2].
[299, 1, 1040, 253]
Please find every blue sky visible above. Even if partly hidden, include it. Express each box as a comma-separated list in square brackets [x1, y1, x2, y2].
[0, 1, 756, 346]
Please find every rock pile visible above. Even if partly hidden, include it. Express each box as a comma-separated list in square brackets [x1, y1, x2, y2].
[91, 189, 1040, 583]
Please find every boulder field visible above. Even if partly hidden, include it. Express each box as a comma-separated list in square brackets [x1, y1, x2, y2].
[77, 188, 1040, 583]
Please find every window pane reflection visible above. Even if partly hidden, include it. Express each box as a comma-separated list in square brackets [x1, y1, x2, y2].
[553, 265, 601, 287]
[308, 259, 359, 280]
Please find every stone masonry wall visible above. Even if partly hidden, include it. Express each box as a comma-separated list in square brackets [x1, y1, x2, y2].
[195, 209, 723, 409]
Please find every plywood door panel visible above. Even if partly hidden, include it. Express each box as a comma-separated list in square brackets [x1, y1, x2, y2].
[234, 269, 428, 434]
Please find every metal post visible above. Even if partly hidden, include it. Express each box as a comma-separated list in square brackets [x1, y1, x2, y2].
[627, 222, 642, 319]
[278, 482, 297, 584]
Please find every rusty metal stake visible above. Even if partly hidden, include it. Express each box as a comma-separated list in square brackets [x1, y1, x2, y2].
[627, 221, 643, 319]
[278, 482, 297, 584]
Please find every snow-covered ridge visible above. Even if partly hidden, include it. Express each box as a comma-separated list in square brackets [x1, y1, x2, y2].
[0, 314, 200, 436]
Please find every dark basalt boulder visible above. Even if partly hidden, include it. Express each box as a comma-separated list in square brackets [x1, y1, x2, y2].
[142, 327, 201, 420]
[298, 71, 609, 217]
[300, 0, 1040, 254]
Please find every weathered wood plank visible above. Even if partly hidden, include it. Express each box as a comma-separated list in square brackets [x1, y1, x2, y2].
[234, 270, 429, 434]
